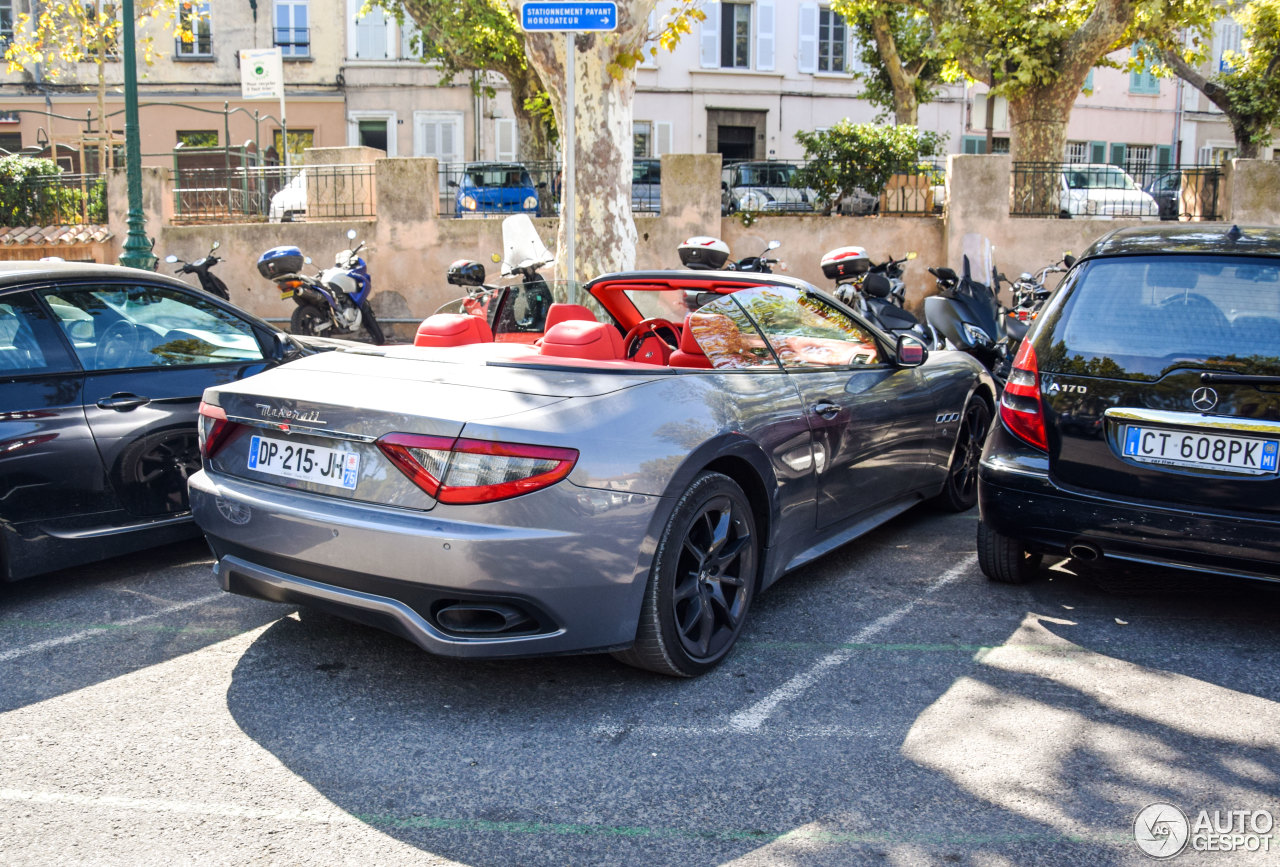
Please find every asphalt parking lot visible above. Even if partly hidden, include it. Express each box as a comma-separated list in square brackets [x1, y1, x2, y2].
[2, 507, 1279, 866]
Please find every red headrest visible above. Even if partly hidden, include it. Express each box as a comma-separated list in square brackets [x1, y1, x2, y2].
[669, 312, 714, 368]
[539, 320, 625, 360]
[414, 313, 494, 347]
[543, 303, 598, 331]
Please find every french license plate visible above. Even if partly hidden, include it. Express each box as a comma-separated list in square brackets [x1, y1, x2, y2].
[247, 434, 360, 489]
[279, 288, 294, 300]
[1123, 425, 1280, 475]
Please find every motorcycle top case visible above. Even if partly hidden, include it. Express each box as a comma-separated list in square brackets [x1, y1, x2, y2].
[257, 245, 305, 279]
[821, 246, 871, 280]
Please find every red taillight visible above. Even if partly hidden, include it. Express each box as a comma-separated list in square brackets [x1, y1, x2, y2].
[999, 341, 1048, 451]
[377, 433, 579, 504]
[198, 400, 240, 458]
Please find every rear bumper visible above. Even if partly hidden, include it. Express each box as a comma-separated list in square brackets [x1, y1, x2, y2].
[190, 469, 664, 657]
[978, 428, 1280, 582]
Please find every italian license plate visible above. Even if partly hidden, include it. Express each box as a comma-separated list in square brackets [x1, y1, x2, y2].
[1123, 425, 1280, 475]
[247, 434, 360, 489]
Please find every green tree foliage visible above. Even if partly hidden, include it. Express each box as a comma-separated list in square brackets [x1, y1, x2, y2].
[793, 120, 945, 211]
[833, 2, 945, 125]
[0, 154, 104, 225]
[1159, 0, 1280, 158]
[374, 0, 554, 161]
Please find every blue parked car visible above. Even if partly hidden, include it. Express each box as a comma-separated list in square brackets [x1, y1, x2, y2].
[453, 162, 541, 217]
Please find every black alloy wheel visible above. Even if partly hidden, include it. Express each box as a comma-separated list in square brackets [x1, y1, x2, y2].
[290, 304, 328, 337]
[613, 472, 758, 677]
[936, 397, 991, 512]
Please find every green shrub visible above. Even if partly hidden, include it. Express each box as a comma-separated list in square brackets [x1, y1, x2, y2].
[794, 121, 946, 212]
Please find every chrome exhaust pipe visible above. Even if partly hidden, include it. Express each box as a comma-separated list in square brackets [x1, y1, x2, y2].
[1069, 542, 1102, 562]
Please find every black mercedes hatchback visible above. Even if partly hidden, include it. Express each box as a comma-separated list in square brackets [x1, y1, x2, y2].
[977, 224, 1280, 584]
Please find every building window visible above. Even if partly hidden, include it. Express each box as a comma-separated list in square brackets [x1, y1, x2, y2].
[175, 2, 211, 56]
[1130, 43, 1159, 94]
[272, 129, 313, 164]
[86, 1, 120, 60]
[177, 130, 217, 148]
[351, 0, 389, 59]
[0, 132, 21, 152]
[721, 2, 751, 68]
[1125, 144, 1154, 185]
[634, 121, 652, 158]
[0, 1, 14, 46]
[400, 20, 420, 59]
[1065, 141, 1088, 163]
[274, 0, 309, 57]
[817, 8, 846, 73]
[1218, 21, 1243, 71]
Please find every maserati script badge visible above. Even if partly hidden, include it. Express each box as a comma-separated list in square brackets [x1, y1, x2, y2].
[1192, 386, 1219, 412]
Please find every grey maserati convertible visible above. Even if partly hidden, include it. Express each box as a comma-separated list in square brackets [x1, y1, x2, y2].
[190, 270, 994, 676]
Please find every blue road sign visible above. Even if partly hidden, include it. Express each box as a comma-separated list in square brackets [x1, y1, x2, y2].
[521, 2, 617, 32]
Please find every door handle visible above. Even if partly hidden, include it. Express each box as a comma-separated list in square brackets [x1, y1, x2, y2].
[96, 393, 150, 412]
[809, 401, 841, 419]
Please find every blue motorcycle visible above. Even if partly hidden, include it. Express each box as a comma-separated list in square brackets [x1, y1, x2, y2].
[257, 229, 385, 345]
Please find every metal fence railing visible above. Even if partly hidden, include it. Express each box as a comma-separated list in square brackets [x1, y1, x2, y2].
[170, 163, 376, 223]
[1012, 162, 1222, 221]
[0, 173, 107, 225]
[720, 158, 945, 216]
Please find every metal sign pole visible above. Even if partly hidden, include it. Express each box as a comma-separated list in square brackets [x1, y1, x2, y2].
[564, 33, 575, 297]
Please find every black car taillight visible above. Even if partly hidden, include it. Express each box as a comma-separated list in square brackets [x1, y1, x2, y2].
[198, 401, 241, 458]
[1000, 341, 1048, 451]
[377, 433, 579, 504]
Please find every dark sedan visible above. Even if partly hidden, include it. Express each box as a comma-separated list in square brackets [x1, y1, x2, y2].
[978, 224, 1280, 585]
[0, 260, 319, 581]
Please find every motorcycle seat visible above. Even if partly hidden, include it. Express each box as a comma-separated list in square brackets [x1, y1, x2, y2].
[866, 298, 921, 331]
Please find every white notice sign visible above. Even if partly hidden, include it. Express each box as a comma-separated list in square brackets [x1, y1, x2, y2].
[240, 48, 284, 100]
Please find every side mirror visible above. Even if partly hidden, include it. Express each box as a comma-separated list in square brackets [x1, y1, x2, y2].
[721, 181, 729, 191]
[896, 334, 928, 367]
[537, 181, 547, 189]
[211, 240, 221, 251]
[164, 254, 178, 263]
[766, 240, 781, 251]
[447, 180, 458, 188]
[303, 256, 313, 265]
[1063, 254, 1076, 268]
[906, 251, 918, 261]
[347, 229, 357, 240]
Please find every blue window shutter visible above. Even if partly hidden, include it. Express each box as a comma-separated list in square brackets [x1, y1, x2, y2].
[1089, 141, 1107, 163]
[1109, 143, 1127, 166]
[1156, 145, 1173, 170]
[963, 136, 986, 155]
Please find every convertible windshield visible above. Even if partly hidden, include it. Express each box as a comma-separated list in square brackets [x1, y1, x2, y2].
[1064, 167, 1138, 190]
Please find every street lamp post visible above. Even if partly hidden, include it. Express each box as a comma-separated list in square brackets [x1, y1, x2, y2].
[118, 0, 156, 270]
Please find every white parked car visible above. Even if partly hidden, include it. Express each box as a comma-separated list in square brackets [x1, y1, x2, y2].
[268, 170, 306, 223]
[1060, 164, 1159, 218]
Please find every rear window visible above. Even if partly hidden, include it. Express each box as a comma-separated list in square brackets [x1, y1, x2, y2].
[1042, 255, 1280, 380]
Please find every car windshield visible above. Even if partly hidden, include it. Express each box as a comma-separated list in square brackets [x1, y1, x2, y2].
[1044, 255, 1280, 380]
[468, 166, 532, 187]
[633, 161, 660, 183]
[1064, 167, 1138, 191]
[737, 164, 795, 186]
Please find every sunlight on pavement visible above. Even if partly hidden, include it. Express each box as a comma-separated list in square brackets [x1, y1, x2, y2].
[902, 612, 1280, 853]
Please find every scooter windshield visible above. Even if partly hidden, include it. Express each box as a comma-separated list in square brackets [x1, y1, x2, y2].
[501, 214, 555, 275]
[961, 233, 996, 288]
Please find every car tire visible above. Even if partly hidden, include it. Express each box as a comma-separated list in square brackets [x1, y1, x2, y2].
[612, 472, 758, 677]
[290, 304, 327, 337]
[935, 397, 991, 512]
[977, 521, 1042, 584]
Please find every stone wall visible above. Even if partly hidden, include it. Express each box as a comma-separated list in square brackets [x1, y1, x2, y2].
[90, 153, 1276, 339]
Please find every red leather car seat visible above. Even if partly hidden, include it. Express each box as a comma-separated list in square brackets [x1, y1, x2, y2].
[414, 313, 494, 347]
[539, 320, 625, 360]
[668, 314, 714, 368]
[542, 303, 598, 330]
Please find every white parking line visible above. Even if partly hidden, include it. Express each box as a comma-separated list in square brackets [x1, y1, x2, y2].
[0, 592, 224, 664]
[728, 556, 976, 732]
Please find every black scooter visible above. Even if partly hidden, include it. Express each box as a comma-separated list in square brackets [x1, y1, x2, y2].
[924, 238, 1021, 385]
[165, 241, 230, 301]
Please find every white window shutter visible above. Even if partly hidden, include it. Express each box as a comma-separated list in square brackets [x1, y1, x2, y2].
[496, 118, 517, 161]
[699, 3, 720, 68]
[655, 122, 673, 156]
[641, 10, 657, 66]
[756, 0, 775, 71]
[797, 3, 818, 74]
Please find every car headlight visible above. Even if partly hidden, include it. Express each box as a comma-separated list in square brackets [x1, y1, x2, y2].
[739, 190, 772, 210]
[962, 322, 993, 347]
[462, 195, 478, 211]
[523, 195, 538, 210]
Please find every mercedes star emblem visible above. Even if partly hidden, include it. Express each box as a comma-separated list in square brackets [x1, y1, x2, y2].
[1192, 386, 1219, 412]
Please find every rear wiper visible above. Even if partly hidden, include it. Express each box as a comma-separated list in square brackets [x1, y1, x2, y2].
[1200, 372, 1280, 386]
